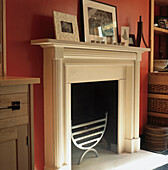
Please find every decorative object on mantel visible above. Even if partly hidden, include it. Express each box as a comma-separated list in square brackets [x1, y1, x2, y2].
[53, 11, 79, 42]
[121, 26, 129, 46]
[82, 0, 118, 44]
[71, 112, 108, 164]
[136, 16, 148, 48]
[129, 34, 136, 46]
[106, 36, 113, 44]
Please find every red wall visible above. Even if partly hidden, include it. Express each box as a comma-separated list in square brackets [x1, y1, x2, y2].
[6, 0, 149, 169]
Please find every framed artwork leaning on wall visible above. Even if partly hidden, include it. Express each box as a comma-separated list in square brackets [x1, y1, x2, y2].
[82, 0, 118, 44]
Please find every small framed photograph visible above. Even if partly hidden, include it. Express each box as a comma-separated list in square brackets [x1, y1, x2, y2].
[129, 34, 135, 46]
[121, 26, 129, 46]
[82, 0, 118, 44]
[53, 11, 79, 42]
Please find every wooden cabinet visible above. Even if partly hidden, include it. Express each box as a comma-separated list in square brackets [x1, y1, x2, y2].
[150, 0, 168, 72]
[0, 77, 40, 170]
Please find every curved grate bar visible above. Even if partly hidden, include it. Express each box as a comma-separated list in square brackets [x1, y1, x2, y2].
[71, 112, 108, 164]
[72, 124, 105, 136]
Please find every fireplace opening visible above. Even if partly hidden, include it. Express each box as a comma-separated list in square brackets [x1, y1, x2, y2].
[71, 80, 118, 164]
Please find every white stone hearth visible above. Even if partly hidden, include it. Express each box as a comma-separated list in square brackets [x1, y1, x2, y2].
[31, 39, 150, 170]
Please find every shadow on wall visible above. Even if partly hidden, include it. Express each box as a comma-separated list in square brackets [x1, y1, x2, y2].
[31, 14, 55, 39]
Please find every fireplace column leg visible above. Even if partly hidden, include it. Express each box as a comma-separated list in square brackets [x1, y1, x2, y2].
[52, 58, 64, 169]
[124, 55, 141, 153]
[133, 54, 141, 152]
[44, 46, 67, 170]
[125, 65, 135, 153]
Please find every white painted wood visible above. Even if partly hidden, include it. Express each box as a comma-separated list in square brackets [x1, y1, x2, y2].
[134, 53, 141, 139]
[125, 138, 141, 153]
[118, 80, 126, 154]
[31, 39, 150, 53]
[53, 58, 64, 168]
[125, 66, 134, 139]
[64, 83, 71, 167]
[66, 64, 126, 83]
[43, 47, 54, 169]
[32, 40, 149, 170]
[64, 48, 137, 60]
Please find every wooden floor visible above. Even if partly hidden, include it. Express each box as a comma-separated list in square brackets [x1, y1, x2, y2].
[72, 146, 168, 170]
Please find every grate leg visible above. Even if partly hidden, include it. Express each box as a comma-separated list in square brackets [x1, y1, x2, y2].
[78, 148, 98, 165]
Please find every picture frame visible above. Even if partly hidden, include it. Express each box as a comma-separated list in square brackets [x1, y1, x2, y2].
[53, 11, 79, 42]
[121, 26, 129, 46]
[129, 34, 135, 46]
[82, 0, 118, 44]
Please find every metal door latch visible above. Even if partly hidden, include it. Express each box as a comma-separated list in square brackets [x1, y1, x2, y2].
[0, 101, 20, 110]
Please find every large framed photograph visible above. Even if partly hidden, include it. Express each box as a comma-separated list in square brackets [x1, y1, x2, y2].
[53, 11, 79, 42]
[82, 0, 118, 44]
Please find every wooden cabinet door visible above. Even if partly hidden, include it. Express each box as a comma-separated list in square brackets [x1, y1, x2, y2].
[0, 125, 29, 170]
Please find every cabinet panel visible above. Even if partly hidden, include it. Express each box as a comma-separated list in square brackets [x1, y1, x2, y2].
[0, 127, 17, 170]
[0, 115, 29, 129]
[0, 125, 29, 170]
[0, 127, 17, 143]
[0, 140, 17, 170]
[17, 125, 29, 170]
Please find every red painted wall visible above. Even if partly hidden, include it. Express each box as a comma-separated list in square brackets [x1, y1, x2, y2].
[6, 0, 149, 169]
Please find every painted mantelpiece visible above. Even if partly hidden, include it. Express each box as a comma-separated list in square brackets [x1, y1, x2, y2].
[31, 39, 150, 170]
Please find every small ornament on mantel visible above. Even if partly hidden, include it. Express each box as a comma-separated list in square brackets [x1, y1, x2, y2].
[121, 26, 129, 46]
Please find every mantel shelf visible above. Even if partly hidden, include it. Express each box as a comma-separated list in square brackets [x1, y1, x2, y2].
[31, 39, 150, 54]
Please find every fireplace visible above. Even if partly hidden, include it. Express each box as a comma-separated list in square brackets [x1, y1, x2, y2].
[31, 39, 149, 170]
[71, 80, 118, 165]
[71, 81, 118, 153]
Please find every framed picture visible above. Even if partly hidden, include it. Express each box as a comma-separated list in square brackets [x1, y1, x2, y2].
[53, 11, 79, 42]
[121, 26, 129, 46]
[129, 34, 135, 46]
[82, 0, 118, 44]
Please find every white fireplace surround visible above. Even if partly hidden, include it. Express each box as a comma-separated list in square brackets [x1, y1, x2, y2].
[31, 39, 149, 170]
